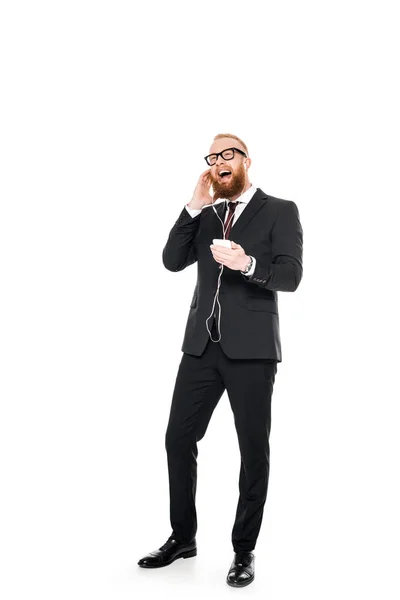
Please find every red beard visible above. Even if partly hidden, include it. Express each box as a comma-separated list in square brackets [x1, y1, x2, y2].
[211, 163, 246, 200]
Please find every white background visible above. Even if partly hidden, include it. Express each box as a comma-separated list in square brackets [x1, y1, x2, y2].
[1, 1, 399, 598]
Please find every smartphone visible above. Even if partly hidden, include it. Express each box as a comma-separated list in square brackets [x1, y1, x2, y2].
[213, 239, 232, 248]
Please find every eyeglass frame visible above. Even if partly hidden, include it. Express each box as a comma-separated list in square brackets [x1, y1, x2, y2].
[204, 147, 247, 166]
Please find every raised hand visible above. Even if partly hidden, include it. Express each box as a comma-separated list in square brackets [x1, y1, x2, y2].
[188, 169, 214, 210]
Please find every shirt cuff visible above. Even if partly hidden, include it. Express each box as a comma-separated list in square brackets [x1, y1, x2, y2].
[185, 204, 202, 218]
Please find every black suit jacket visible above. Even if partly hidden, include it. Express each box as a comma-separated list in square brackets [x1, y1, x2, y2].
[162, 188, 303, 361]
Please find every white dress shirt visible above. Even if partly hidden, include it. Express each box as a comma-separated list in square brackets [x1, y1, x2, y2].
[184, 183, 257, 277]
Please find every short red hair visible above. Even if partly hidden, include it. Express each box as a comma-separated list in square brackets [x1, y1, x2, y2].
[213, 133, 249, 155]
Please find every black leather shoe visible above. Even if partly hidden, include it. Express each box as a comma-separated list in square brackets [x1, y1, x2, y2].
[137, 534, 197, 568]
[226, 551, 255, 587]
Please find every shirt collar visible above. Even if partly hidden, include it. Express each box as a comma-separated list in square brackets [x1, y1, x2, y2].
[213, 183, 257, 206]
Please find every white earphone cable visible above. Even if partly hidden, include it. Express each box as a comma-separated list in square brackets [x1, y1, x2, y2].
[205, 159, 248, 342]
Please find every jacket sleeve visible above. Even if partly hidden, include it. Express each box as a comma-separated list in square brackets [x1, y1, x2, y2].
[162, 207, 201, 272]
[242, 200, 303, 292]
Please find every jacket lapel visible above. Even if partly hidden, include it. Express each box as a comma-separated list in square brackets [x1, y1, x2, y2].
[229, 188, 268, 238]
[208, 201, 226, 238]
[214, 201, 226, 220]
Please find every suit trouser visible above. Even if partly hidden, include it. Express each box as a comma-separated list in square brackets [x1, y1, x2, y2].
[165, 319, 278, 552]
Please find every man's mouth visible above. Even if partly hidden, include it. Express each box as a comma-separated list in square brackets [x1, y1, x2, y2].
[218, 169, 232, 181]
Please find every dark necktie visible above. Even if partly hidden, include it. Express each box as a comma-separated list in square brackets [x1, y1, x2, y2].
[211, 201, 239, 330]
[224, 201, 238, 240]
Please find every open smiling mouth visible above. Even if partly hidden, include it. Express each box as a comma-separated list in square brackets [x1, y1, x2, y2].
[218, 169, 232, 181]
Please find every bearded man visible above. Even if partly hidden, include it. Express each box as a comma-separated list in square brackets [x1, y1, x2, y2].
[137, 133, 304, 588]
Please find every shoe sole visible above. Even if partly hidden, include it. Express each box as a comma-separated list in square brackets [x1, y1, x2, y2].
[226, 574, 255, 587]
[138, 548, 197, 568]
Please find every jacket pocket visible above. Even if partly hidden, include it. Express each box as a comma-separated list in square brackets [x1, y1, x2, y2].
[245, 296, 277, 313]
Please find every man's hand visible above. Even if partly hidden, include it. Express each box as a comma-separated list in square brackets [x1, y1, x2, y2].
[210, 241, 249, 271]
[187, 169, 214, 210]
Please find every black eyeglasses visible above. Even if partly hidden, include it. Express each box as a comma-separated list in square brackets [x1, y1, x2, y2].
[204, 147, 247, 166]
